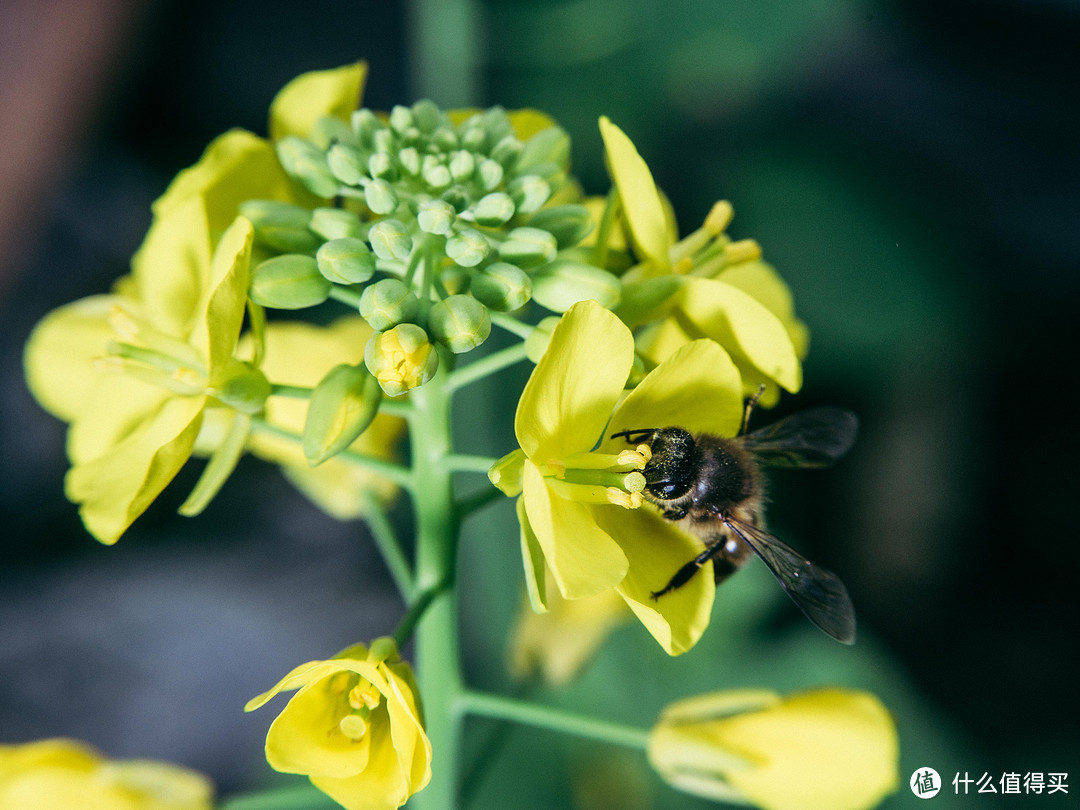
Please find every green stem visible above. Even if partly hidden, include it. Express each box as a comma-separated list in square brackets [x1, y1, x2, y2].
[269, 383, 313, 399]
[392, 578, 448, 648]
[445, 454, 499, 474]
[445, 342, 528, 392]
[489, 311, 535, 339]
[359, 494, 413, 599]
[328, 285, 364, 309]
[408, 359, 466, 810]
[460, 691, 650, 751]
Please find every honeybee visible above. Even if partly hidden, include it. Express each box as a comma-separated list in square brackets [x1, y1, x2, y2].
[611, 399, 859, 644]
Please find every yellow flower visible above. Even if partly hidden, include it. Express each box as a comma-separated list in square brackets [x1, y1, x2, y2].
[239, 316, 406, 519]
[245, 638, 432, 810]
[648, 688, 898, 810]
[23, 198, 256, 544]
[598, 117, 805, 403]
[509, 587, 629, 686]
[493, 300, 745, 654]
[0, 738, 213, 810]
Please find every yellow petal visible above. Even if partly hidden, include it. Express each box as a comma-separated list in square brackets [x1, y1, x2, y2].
[64, 395, 204, 544]
[676, 278, 802, 393]
[720, 260, 809, 359]
[606, 339, 743, 447]
[598, 117, 672, 269]
[66, 372, 173, 465]
[269, 63, 366, 142]
[152, 129, 296, 237]
[522, 463, 628, 599]
[515, 300, 634, 460]
[198, 215, 253, 375]
[23, 295, 124, 422]
[593, 506, 714, 656]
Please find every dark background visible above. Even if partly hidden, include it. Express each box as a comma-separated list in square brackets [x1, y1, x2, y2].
[1, 0, 1077, 807]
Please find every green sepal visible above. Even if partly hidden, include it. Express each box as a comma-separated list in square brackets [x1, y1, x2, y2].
[527, 204, 594, 249]
[275, 136, 339, 198]
[471, 262, 532, 311]
[178, 411, 251, 517]
[238, 200, 321, 254]
[498, 227, 557, 269]
[614, 275, 686, 328]
[530, 260, 622, 312]
[309, 207, 364, 240]
[250, 254, 332, 309]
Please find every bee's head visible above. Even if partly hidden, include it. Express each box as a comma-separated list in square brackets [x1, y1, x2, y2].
[612, 426, 697, 501]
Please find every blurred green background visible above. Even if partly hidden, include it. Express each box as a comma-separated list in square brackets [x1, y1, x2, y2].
[0, 0, 1076, 808]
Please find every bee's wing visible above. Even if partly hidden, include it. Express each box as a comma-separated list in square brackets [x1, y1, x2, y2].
[742, 407, 858, 469]
[724, 515, 856, 644]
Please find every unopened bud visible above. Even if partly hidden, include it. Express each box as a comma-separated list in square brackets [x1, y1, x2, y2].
[498, 227, 557, 269]
[448, 150, 476, 182]
[275, 136, 339, 198]
[527, 204, 594, 249]
[327, 143, 367, 186]
[490, 135, 523, 168]
[309, 207, 364, 240]
[398, 147, 421, 177]
[446, 228, 490, 267]
[250, 254, 332, 309]
[303, 363, 382, 465]
[364, 179, 399, 215]
[417, 200, 456, 235]
[476, 158, 504, 191]
[471, 262, 532, 311]
[507, 175, 551, 214]
[422, 161, 452, 191]
[517, 126, 571, 173]
[368, 151, 394, 180]
[530, 259, 622, 312]
[316, 238, 376, 284]
[367, 220, 413, 261]
[351, 109, 381, 145]
[365, 324, 439, 397]
[359, 279, 420, 330]
[238, 200, 321, 254]
[212, 359, 271, 414]
[428, 295, 491, 353]
[472, 192, 516, 227]
[388, 105, 414, 134]
[411, 99, 443, 133]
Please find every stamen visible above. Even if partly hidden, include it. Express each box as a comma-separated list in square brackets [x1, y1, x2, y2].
[349, 682, 381, 711]
[703, 200, 734, 235]
[723, 238, 761, 265]
[606, 488, 643, 509]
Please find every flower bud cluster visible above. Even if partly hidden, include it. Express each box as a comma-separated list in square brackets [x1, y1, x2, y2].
[246, 100, 624, 399]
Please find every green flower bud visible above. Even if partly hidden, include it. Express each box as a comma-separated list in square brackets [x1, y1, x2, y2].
[212, 359, 271, 415]
[372, 128, 395, 154]
[309, 207, 364, 240]
[310, 115, 355, 150]
[523, 315, 561, 363]
[460, 126, 487, 152]
[527, 204, 594, 248]
[472, 192, 516, 227]
[238, 200, 321, 254]
[517, 126, 571, 173]
[529, 259, 622, 312]
[449, 150, 476, 182]
[359, 278, 420, 330]
[423, 161, 452, 191]
[490, 134, 523, 168]
[417, 199, 456, 235]
[302, 363, 382, 465]
[507, 175, 551, 214]
[389, 105, 414, 134]
[477, 158, 504, 191]
[250, 254, 333, 309]
[365, 324, 439, 397]
[368, 220, 413, 261]
[440, 265, 469, 295]
[432, 126, 459, 152]
[498, 227, 558, 269]
[441, 186, 470, 213]
[351, 108, 382, 145]
[428, 295, 491, 353]
[364, 178, 399, 215]
[368, 151, 394, 179]
[398, 147, 421, 177]
[446, 228, 490, 267]
[327, 142, 367, 186]
[471, 262, 533, 311]
[412, 99, 444, 133]
[316, 237, 376, 284]
[276, 136, 339, 198]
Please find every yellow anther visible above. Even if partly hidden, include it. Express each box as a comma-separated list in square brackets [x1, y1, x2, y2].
[172, 367, 204, 388]
[348, 681, 381, 711]
[704, 200, 734, 235]
[107, 305, 141, 341]
[723, 238, 762, 265]
[673, 256, 695, 275]
[616, 449, 648, 469]
[636, 443, 652, 463]
[606, 488, 643, 509]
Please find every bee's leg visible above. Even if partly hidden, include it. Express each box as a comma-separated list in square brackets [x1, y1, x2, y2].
[712, 556, 738, 586]
[651, 544, 721, 599]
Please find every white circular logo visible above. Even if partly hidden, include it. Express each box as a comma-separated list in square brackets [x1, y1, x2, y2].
[910, 767, 941, 798]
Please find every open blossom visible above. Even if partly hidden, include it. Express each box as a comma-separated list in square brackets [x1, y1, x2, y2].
[491, 300, 746, 654]
[648, 688, 898, 810]
[245, 639, 431, 810]
[0, 738, 212, 810]
[23, 199, 257, 544]
[598, 116, 806, 405]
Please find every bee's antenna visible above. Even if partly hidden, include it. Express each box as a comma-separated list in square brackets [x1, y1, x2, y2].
[740, 384, 766, 435]
[610, 428, 657, 444]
